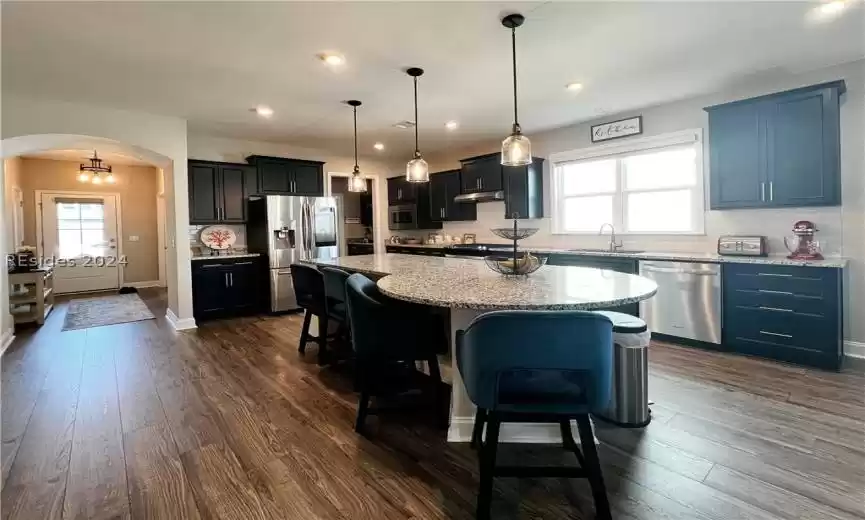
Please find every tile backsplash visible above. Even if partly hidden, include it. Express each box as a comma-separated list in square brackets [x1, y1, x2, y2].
[189, 224, 248, 256]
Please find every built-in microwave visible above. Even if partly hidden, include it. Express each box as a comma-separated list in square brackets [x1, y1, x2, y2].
[388, 204, 418, 230]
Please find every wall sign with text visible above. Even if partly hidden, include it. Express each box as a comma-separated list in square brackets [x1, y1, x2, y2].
[591, 116, 643, 143]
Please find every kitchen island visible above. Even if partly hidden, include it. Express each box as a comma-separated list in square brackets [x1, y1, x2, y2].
[308, 253, 658, 443]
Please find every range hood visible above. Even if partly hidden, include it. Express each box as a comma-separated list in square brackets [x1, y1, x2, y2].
[454, 190, 504, 203]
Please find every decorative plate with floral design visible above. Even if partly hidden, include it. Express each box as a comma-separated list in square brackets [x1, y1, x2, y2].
[200, 225, 237, 250]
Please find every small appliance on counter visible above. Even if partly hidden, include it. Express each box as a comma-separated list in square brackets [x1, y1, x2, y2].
[784, 220, 823, 260]
[717, 235, 768, 257]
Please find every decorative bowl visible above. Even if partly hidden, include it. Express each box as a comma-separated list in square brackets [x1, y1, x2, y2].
[490, 227, 539, 241]
[484, 253, 546, 276]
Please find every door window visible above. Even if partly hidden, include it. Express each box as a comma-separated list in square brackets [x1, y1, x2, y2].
[56, 201, 107, 259]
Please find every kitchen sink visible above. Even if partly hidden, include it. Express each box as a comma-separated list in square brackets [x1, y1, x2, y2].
[567, 248, 644, 254]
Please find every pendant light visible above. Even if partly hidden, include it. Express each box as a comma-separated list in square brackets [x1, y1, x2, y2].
[78, 150, 115, 184]
[500, 14, 532, 166]
[346, 100, 367, 193]
[405, 67, 429, 183]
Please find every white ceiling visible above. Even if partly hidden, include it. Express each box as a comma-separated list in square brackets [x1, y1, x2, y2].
[21, 150, 153, 167]
[3, 2, 863, 160]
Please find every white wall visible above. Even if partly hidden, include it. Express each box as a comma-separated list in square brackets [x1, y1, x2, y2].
[0, 94, 194, 330]
[416, 60, 865, 343]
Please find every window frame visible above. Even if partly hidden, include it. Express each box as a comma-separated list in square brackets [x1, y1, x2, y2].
[550, 129, 706, 236]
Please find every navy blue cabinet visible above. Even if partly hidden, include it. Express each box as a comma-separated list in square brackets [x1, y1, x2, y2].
[547, 254, 639, 316]
[706, 80, 844, 210]
[722, 263, 842, 369]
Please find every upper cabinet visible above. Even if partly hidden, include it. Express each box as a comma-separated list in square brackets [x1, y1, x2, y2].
[246, 156, 325, 196]
[706, 80, 844, 210]
[429, 170, 477, 222]
[188, 160, 257, 224]
[504, 158, 545, 219]
[460, 153, 504, 193]
[386, 176, 417, 204]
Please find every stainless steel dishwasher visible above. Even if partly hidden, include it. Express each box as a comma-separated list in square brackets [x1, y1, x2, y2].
[639, 261, 722, 344]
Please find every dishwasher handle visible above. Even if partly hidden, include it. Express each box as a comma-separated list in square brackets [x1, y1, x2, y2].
[641, 265, 719, 276]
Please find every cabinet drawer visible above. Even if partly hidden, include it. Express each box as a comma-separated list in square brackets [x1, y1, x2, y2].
[724, 288, 834, 317]
[724, 307, 840, 367]
[723, 263, 838, 298]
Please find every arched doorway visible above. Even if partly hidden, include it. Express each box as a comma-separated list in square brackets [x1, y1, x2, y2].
[1, 134, 192, 348]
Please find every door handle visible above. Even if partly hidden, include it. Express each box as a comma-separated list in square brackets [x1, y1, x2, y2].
[760, 182, 765, 201]
[769, 181, 774, 201]
[759, 306, 793, 313]
[758, 289, 793, 295]
[757, 272, 792, 277]
[759, 330, 793, 339]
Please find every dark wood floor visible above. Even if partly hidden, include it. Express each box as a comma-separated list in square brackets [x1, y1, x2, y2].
[2, 288, 864, 519]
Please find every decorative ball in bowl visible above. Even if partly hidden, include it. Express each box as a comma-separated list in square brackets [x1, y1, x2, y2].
[490, 227, 539, 241]
[484, 253, 547, 276]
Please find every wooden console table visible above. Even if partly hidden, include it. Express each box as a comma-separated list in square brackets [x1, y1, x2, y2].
[8, 268, 55, 325]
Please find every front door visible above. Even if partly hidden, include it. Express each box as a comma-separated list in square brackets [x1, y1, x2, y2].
[40, 193, 121, 294]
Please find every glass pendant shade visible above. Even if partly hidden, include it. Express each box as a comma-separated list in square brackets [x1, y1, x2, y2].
[77, 171, 91, 182]
[406, 153, 429, 183]
[91, 174, 102, 185]
[347, 168, 367, 193]
[501, 130, 532, 166]
[105, 173, 116, 184]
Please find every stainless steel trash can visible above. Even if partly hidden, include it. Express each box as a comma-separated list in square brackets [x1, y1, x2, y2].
[593, 311, 651, 428]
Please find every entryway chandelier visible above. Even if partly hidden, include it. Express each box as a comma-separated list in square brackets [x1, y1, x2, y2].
[78, 150, 115, 184]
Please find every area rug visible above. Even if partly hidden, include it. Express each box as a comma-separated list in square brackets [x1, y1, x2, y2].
[62, 293, 155, 331]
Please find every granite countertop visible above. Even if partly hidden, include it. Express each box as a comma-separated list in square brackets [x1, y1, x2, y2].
[308, 254, 658, 311]
[191, 253, 261, 261]
[383, 242, 847, 268]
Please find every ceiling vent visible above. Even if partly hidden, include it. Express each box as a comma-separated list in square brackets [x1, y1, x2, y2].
[392, 120, 416, 129]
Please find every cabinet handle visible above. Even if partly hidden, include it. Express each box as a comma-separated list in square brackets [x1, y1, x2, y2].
[229, 272, 234, 286]
[232, 261, 254, 265]
[757, 272, 792, 277]
[480, 178, 484, 190]
[199, 264, 223, 268]
[769, 181, 774, 201]
[760, 182, 765, 201]
[759, 330, 793, 339]
[759, 306, 793, 313]
[758, 289, 793, 295]
[224, 273, 229, 287]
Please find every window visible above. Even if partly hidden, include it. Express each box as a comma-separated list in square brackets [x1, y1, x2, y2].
[56, 201, 106, 259]
[551, 130, 704, 235]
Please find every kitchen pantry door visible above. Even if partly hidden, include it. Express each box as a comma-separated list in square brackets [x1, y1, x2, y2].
[39, 192, 121, 294]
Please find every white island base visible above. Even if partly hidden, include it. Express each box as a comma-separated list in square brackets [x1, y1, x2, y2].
[447, 308, 588, 445]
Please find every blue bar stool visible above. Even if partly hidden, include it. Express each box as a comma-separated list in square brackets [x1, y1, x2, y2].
[456, 310, 614, 520]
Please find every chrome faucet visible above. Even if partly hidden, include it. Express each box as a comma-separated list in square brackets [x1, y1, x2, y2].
[599, 223, 623, 252]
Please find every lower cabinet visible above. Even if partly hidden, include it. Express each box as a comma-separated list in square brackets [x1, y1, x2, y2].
[192, 257, 262, 320]
[385, 245, 445, 257]
[547, 254, 639, 316]
[722, 263, 842, 369]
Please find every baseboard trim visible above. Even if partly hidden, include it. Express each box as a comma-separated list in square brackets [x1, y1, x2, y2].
[448, 417, 597, 445]
[124, 280, 163, 289]
[165, 309, 197, 331]
[845, 341, 865, 360]
[1, 328, 15, 357]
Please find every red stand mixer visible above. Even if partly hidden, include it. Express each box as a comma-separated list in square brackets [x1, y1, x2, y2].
[784, 220, 823, 260]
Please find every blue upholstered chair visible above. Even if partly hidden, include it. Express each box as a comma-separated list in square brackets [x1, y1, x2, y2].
[290, 263, 329, 365]
[456, 310, 614, 520]
[345, 273, 447, 434]
[320, 266, 352, 347]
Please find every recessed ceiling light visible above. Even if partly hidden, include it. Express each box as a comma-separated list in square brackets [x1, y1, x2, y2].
[566, 82, 584, 92]
[318, 53, 345, 67]
[445, 120, 460, 130]
[373, 142, 385, 151]
[809, 0, 852, 21]
[252, 105, 274, 118]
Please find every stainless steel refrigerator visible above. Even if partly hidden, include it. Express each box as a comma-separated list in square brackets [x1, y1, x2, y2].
[247, 195, 345, 312]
